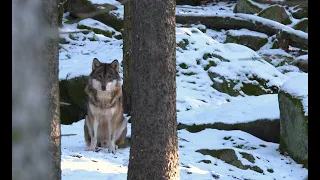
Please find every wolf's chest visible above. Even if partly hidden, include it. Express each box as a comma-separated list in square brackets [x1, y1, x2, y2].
[89, 103, 116, 117]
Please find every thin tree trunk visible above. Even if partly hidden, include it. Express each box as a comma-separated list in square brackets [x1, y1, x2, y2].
[122, 0, 133, 115]
[127, 0, 179, 179]
[42, 0, 61, 179]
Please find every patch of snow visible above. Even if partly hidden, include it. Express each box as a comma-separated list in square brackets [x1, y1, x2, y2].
[297, 54, 308, 61]
[227, 28, 269, 38]
[178, 94, 280, 125]
[281, 72, 308, 116]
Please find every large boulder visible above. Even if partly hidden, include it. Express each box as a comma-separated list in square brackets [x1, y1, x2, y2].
[293, 19, 308, 33]
[257, 5, 292, 25]
[59, 76, 89, 125]
[290, 3, 308, 19]
[225, 29, 268, 51]
[278, 73, 308, 168]
[66, 0, 123, 31]
[234, 0, 263, 14]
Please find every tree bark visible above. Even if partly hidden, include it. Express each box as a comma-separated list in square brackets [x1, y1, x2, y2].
[122, 0, 133, 115]
[12, 0, 60, 179]
[127, 0, 180, 179]
[42, 0, 62, 179]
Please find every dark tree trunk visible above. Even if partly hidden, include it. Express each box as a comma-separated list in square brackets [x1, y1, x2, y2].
[127, 0, 179, 179]
[42, 0, 61, 179]
[122, 0, 133, 115]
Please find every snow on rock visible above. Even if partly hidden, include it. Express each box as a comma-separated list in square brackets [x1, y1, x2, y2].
[280, 72, 308, 116]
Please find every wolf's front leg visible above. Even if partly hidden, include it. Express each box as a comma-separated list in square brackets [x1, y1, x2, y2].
[86, 120, 99, 151]
[107, 127, 118, 154]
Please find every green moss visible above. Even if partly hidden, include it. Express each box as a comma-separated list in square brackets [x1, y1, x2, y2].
[196, 59, 201, 65]
[182, 72, 196, 76]
[234, 144, 244, 149]
[204, 60, 217, 71]
[203, 53, 213, 60]
[199, 160, 212, 164]
[179, 63, 189, 69]
[69, 33, 79, 40]
[240, 152, 255, 163]
[259, 144, 267, 148]
[279, 91, 308, 169]
[77, 24, 115, 38]
[187, 81, 196, 84]
[59, 37, 69, 44]
[177, 39, 189, 50]
[224, 136, 232, 140]
[267, 168, 274, 173]
[250, 165, 263, 174]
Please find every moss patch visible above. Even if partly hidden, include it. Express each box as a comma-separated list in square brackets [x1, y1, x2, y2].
[225, 33, 268, 51]
[182, 72, 197, 76]
[77, 24, 115, 38]
[204, 60, 217, 71]
[293, 19, 308, 33]
[279, 90, 308, 169]
[177, 118, 280, 143]
[240, 152, 255, 163]
[258, 5, 292, 25]
[179, 63, 189, 69]
[59, 76, 89, 125]
[196, 149, 263, 173]
[234, 0, 262, 14]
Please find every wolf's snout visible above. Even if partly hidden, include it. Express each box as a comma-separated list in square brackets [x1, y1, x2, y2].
[101, 85, 106, 91]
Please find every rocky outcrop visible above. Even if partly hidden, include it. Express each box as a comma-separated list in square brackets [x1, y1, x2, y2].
[66, 0, 123, 31]
[278, 74, 308, 168]
[176, 13, 308, 49]
[234, 0, 262, 14]
[178, 119, 280, 143]
[59, 76, 89, 125]
[225, 30, 268, 51]
[293, 19, 308, 33]
[290, 3, 308, 19]
[257, 5, 292, 25]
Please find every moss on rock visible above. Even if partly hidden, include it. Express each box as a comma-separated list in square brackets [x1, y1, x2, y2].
[196, 149, 263, 173]
[293, 19, 308, 33]
[278, 90, 308, 168]
[234, 0, 262, 14]
[225, 33, 268, 51]
[59, 76, 89, 125]
[177, 118, 280, 143]
[77, 24, 115, 38]
[258, 5, 292, 25]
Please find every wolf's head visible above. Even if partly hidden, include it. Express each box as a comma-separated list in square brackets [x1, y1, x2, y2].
[89, 58, 120, 92]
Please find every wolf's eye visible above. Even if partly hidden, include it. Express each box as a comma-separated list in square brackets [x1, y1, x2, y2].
[98, 74, 102, 79]
[107, 74, 112, 78]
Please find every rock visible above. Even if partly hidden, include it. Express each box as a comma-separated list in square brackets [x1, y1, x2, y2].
[225, 29, 268, 51]
[178, 118, 280, 143]
[293, 19, 308, 33]
[290, 3, 308, 19]
[196, 149, 263, 173]
[234, 0, 263, 14]
[258, 5, 292, 25]
[176, 14, 308, 49]
[59, 76, 89, 125]
[278, 73, 308, 168]
[67, 0, 123, 31]
[208, 70, 280, 97]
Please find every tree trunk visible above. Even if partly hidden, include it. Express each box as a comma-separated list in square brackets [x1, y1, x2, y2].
[122, 0, 133, 115]
[42, 0, 62, 179]
[12, 0, 60, 179]
[127, 0, 180, 179]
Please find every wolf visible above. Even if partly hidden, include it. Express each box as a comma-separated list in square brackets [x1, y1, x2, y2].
[84, 58, 127, 153]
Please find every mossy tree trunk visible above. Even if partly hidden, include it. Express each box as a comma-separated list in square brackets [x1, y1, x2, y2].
[42, 0, 62, 179]
[127, 0, 180, 179]
[122, 0, 133, 115]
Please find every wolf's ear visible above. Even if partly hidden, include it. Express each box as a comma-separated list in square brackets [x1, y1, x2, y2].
[92, 58, 101, 70]
[110, 59, 119, 72]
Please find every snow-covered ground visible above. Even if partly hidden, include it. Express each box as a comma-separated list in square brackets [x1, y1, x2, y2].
[59, 1, 308, 179]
